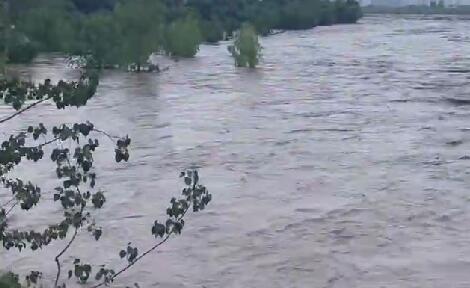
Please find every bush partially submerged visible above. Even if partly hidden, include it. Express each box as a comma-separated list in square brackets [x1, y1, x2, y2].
[228, 23, 261, 68]
[165, 16, 202, 58]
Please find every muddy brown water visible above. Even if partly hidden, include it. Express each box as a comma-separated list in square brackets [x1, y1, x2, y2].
[3, 14, 470, 288]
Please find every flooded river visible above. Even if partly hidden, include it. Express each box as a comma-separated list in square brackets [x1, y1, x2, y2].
[3, 14, 470, 288]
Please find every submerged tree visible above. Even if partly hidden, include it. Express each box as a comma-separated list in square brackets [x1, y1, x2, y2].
[113, 0, 166, 71]
[0, 0, 38, 64]
[16, 0, 77, 52]
[77, 12, 120, 68]
[228, 23, 261, 68]
[165, 15, 202, 58]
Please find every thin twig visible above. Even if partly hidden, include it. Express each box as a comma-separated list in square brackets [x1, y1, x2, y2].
[19, 137, 60, 151]
[54, 198, 84, 288]
[54, 225, 79, 288]
[37, 137, 60, 148]
[0, 200, 18, 225]
[0, 196, 15, 209]
[92, 128, 119, 142]
[0, 97, 49, 125]
[4, 200, 18, 216]
[91, 207, 191, 288]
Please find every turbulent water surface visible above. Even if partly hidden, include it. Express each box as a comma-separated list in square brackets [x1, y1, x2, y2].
[3, 14, 470, 288]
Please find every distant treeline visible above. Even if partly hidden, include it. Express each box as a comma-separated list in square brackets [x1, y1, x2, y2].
[0, 0, 362, 67]
[363, 4, 470, 14]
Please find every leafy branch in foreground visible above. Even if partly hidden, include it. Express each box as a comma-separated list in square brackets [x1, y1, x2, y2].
[0, 69, 211, 287]
[88, 170, 211, 287]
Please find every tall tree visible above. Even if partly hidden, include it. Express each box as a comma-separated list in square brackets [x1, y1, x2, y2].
[17, 0, 77, 52]
[78, 12, 120, 67]
[113, 0, 166, 70]
[165, 15, 202, 58]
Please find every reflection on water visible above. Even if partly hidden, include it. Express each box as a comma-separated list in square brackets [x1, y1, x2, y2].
[3, 14, 470, 288]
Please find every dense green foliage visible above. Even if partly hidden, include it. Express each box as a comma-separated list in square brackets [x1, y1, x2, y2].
[77, 13, 119, 68]
[113, 0, 166, 69]
[165, 15, 202, 58]
[1, 0, 361, 66]
[187, 0, 363, 37]
[71, 0, 117, 14]
[229, 23, 261, 68]
[17, 3, 76, 52]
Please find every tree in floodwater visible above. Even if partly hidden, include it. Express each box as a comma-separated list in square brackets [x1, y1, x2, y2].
[0, 68, 212, 286]
[165, 15, 202, 58]
[228, 23, 261, 68]
[334, 0, 363, 24]
[0, 0, 39, 64]
[16, 0, 77, 52]
[113, 0, 166, 71]
[77, 12, 120, 68]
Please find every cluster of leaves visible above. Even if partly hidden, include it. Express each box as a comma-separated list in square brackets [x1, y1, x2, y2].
[0, 71, 98, 110]
[2, 178, 41, 210]
[228, 23, 262, 68]
[0, 119, 131, 252]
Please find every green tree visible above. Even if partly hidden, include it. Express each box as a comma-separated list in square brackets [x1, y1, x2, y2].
[78, 12, 120, 67]
[16, 0, 77, 52]
[244, 1, 281, 35]
[335, 0, 362, 23]
[199, 18, 224, 43]
[165, 15, 202, 58]
[228, 23, 261, 68]
[0, 1, 38, 64]
[113, 0, 166, 71]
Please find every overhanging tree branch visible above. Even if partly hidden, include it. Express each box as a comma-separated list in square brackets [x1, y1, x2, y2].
[0, 97, 50, 125]
[54, 224, 79, 288]
[91, 206, 191, 288]
[54, 157, 86, 288]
